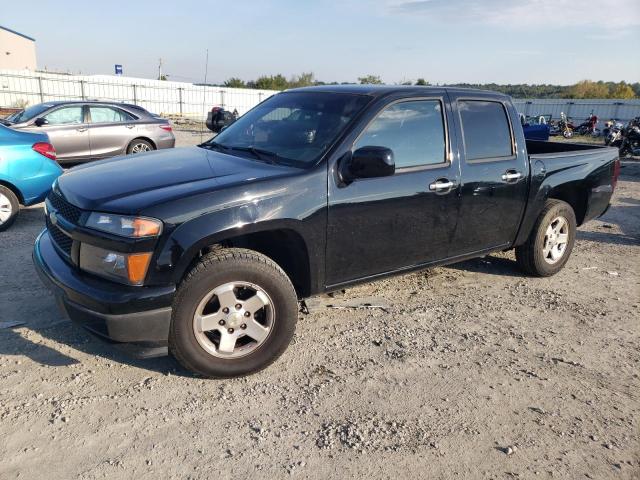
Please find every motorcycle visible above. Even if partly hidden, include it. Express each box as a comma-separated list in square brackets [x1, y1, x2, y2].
[618, 117, 640, 157]
[574, 113, 599, 136]
[557, 112, 574, 138]
[603, 120, 624, 147]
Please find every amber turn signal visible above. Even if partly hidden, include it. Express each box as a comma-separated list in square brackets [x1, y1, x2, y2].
[126, 252, 153, 284]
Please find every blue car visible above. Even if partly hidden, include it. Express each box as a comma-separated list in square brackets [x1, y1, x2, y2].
[0, 124, 63, 231]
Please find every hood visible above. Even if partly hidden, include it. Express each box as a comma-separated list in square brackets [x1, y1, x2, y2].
[57, 147, 297, 214]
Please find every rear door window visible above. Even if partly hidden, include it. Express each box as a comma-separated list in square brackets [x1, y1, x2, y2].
[458, 100, 513, 161]
[89, 106, 135, 123]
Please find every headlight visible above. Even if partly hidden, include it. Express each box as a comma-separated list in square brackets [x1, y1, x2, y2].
[79, 244, 152, 285]
[86, 213, 162, 238]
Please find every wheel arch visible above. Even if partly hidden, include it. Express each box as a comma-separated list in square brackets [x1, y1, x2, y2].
[127, 136, 157, 151]
[548, 182, 588, 226]
[177, 226, 313, 299]
[0, 180, 24, 205]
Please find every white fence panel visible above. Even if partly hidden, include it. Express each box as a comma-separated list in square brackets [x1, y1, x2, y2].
[513, 98, 640, 123]
[0, 69, 278, 119]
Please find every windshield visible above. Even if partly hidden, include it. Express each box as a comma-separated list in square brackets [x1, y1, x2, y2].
[201, 91, 370, 167]
[7, 103, 54, 123]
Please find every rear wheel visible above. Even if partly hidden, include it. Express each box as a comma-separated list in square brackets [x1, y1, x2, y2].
[515, 199, 576, 277]
[169, 248, 298, 378]
[126, 139, 154, 154]
[0, 186, 19, 232]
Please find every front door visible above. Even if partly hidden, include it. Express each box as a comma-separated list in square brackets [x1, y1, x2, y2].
[36, 105, 90, 163]
[326, 97, 460, 287]
[448, 95, 529, 255]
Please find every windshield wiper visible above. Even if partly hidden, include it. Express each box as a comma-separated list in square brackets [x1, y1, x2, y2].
[199, 141, 229, 152]
[225, 145, 281, 165]
[200, 142, 284, 165]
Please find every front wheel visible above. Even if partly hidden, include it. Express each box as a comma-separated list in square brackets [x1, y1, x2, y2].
[515, 199, 576, 277]
[0, 186, 19, 232]
[169, 248, 298, 378]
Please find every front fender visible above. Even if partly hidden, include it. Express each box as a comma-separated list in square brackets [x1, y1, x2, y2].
[144, 169, 327, 289]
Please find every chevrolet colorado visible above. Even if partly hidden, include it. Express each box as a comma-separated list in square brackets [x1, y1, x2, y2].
[33, 86, 620, 377]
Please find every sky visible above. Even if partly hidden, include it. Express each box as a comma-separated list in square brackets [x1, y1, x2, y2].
[3, 0, 640, 85]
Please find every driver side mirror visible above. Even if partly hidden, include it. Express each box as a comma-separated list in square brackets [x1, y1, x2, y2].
[34, 117, 49, 127]
[345, 146, 395, 180]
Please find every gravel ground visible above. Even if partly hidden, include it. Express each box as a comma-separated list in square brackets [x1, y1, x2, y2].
[1, 130, 639, 479]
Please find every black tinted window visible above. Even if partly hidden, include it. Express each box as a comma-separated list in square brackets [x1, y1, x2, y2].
[459, 100, 513, 160]
[208, 92, 370, 167]
[355, 100, 446, 168]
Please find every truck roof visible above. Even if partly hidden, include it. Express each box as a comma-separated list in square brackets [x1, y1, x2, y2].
[288, 84, 510, 99]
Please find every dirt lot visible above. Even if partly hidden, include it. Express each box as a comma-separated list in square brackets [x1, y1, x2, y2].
[1, 131, 639, 479]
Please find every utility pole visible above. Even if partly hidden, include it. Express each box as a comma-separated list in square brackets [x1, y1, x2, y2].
[158, 58, 163, 80]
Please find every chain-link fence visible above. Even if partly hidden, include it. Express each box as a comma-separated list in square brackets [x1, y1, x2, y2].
[0, 70, 278, 120]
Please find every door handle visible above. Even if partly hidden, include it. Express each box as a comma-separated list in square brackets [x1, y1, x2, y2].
[76, 127, 87, 132]
[429, 179, 455, 192]
[501, 170, 522, 182]
[126, 125, 135, 129]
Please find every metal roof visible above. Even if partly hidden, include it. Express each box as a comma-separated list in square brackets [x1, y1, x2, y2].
[0, 25, 35, 42]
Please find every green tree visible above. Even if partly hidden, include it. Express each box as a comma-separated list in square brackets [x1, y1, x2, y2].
[251, 74, 289, 90]
[224, 77, 246, 88]
[358, 75, 383, 85]
[289, 72, 316, 88]
[570, 80, 610, 99]
[415, 78, 429, 86]
[610, 82, 636, 99]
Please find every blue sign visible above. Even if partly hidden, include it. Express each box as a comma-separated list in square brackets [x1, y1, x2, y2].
[115, 64, 123, 75]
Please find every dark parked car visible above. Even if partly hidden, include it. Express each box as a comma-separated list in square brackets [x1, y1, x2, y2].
[205, 106, 238, 133]
[34, 86, 620, 378]
[5, 101, 175, 164]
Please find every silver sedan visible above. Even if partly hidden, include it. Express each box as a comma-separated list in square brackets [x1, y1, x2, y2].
[5, 101, 175, 164]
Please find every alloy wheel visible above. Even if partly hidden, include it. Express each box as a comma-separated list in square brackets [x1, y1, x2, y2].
[131, 143, 151, 153]
[192, 281, 274, 359]
[542, 216, 569, 264]
[0, 193, 13, 225]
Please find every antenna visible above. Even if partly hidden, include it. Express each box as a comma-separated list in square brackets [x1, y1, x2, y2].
[200, 49, 209, 142]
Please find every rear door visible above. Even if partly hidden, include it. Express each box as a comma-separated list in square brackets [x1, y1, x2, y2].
[37, 105, 90, 163]
[326, 95, 460, 286]
[87, 105, 137, 158]
[448, 94, 529, 256]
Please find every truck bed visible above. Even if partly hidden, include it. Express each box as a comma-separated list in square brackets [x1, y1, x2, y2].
[526, 139, 613, 158]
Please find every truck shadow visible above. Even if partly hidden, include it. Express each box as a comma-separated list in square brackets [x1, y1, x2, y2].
[0, 320, 198, 377]
[447, 256, 526, 278]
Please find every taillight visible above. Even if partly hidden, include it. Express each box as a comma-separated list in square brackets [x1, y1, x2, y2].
[159, 124, 172, 132]
[32, 142, 56, 160]
[612, 158, 621, 190]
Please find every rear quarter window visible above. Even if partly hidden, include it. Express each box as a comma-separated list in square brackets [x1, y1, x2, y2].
[458, 100, 513, 161]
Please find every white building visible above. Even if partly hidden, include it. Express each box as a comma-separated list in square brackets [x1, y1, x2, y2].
[0, 25, 37, 70]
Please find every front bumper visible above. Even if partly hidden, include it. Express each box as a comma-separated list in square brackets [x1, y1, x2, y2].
[33, 230, 175, 346]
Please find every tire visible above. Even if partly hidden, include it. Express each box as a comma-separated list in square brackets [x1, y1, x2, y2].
[515, 199, 577, 277]
[0, 186, 19, 232]
[169, 248, 298, 378]
[126, 139, 154, 155]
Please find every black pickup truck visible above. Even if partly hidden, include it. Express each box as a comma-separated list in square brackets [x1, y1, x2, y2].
[34, 86, 620, 377]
